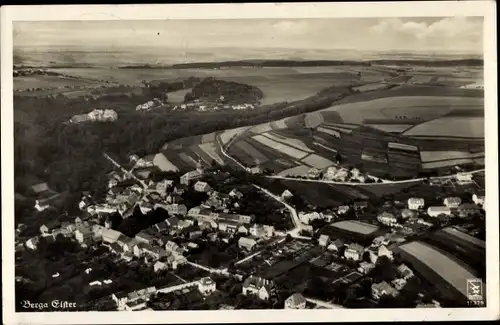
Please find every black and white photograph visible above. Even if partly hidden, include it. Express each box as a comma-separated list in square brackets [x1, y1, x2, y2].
[1, 2, 498, 324]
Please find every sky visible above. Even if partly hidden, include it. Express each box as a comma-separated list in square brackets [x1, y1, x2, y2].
[13, 17, 483, 54]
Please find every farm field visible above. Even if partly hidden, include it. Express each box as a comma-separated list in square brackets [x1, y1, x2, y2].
[231, 140, 269, 165]
[331, 220, 379, 235]
[252, 134, 309, 159]
[404, 117, 484, 138]
[262, 132, 313, 152]
[365, 124, 414, 133]
[301, 154, 335, 169]
[277, 165, 311, 177]
[14, 75, 102, 90]
[420, 150, 485, 163]
[218, 126, 252, 145]
[397, 241, 481, 299]
[198, 142, 225, 165]
[168, 88, 192, 103]
[352, 83, 391, 92]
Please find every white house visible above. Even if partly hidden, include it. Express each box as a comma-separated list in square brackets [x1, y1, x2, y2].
[34, 200, 50, 212]
[377, 212, 398, 226]
[26, 237, 40, 250]
[408, 198, 425, 210]
[284, 293, 306, 309]
[281, 190, 293, 200]
[344, 243, 364, 261]
[194, 181, 212, 193]
[153, 261, 168, 273]
[397, 264, 415, 280]
[358, 261, 375, 274]
[472, 194, 485, 206]
[378, 245, 393, 260]
[372, 281, 399, 300]
[455, 172, 473, 184]
[337, 206, 350, 215]
[198, 277, 217, 296]
[318, 234, 330, 247]
[443, 197, 462, 208]
[427, 206, 452, 217]
[238, 237, 257, 251]
[242, 276, 275, 301]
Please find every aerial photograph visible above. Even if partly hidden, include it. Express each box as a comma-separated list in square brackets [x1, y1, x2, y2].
[13, 16, 486, 312]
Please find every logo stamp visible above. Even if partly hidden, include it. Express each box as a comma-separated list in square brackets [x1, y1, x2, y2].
[466, 278, 484, 303]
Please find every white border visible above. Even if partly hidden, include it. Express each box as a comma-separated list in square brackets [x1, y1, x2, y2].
[1, 2, 498, 324]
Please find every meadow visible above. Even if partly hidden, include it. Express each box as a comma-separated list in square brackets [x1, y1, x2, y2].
[404, 116, 484, 138]
[14, 75, 101, 90]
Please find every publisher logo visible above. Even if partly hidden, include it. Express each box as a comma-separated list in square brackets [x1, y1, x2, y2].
[467, 278, 484, 302]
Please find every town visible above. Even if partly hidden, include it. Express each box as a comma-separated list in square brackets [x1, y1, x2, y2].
[15, 146, 486, 311]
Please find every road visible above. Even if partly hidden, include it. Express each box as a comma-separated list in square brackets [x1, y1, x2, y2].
[266, 168, 485, 186]
[103, 152, 148, 188]
[304, 297, 345, 309]
[234, 237, 287, 265]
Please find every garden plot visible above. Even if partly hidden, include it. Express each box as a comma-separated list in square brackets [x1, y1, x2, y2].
[301, 154, 336, 169]
[219, 126, 251, 145]
[262, 132, 313, 153]
[252, 134, 309, 159]
[404, 117, 484, 138]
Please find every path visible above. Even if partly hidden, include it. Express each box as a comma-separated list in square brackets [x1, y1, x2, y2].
[304, 297, 345, 309]
[103, 152, 148, 188]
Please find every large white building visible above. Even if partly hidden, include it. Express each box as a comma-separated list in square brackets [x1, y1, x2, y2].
[443, 197, 462, 208]
[427, 206, 452, 217]
[408, 198, 425, 210]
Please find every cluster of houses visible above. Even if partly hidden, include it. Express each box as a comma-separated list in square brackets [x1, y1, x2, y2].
[111, 276, 217, 311]
[371, 194, 485, 236]
[27, 214, 190, 271]
[172, 101, 255, 112]
[135, 98, 163, 111]
[69, 109, 118, 124]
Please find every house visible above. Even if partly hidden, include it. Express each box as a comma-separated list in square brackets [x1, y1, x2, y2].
[472, 194, 485, 206]
[284, 293, 307, 309]
[327, 239, 344, 253]
[392, 278, 407, 291]
[308, 168, 321, 179]
[281, 190, 293, 200]
[242, 276, 275, 300]
[377, 212, 398, 226]
[397, 264, 414, 280]
[443, 197, 462, 208]
[372, 281, 399, 300]
[229, 189, 243, 199]
[165, 241, 181, 254]
[337, 206, 350, 215]
[401, 209, 416, 220]
[457, 203, 480, 217]
[153, 221, 168, 233]
[91, 224, 105, 241]
[427, 206, 452, 217]
[318, 234, 330, 247]
[358, 261, 375, 274]
[34, 199, 51, 212]
[166, 203, 188, 216]
[180, 163, 204, 185]
[39, 221, 60, 234]
[198, 277, 217, 296]
[408, 198, 425, 210]
[142, 246, 167, 261]
[219, 220, 239, 233]
[372, 236, 390, 247]
[172, 255, 188, 269]
[354, 201, 368, 211]
[102, 228, 123, 244]
[134, 155, 155, 169]
[299, 212, 322, 225]
[135, 231, 155, 245]
[194, 181, 212, 193]
[238, 225, 249, 235]
[189, 230, 203, 240]
[26, 237, 40, 250]
[238, 237, 257, 251]
[116, 235, 133, 248]
[378, 245, 393, 260]
[153, 261, 168, 273]
[165, 216, 180, 229]
[344, 243, 364, 261]
[455, 172, 473, 184]
[75, 227, 93, 246]
[156, 179, 174, 194]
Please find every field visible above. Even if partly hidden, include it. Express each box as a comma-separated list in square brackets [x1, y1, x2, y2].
[404, 117, 484, 138]
[14, 75, 102, 90]
[252, 134, 309, 159]
[262, 132, 312, 152]
[420, 150, 485, 162]
[218, 126, 252, 145]
[365, 124, 414, 133]
[277, 165, 311, 177]
[232, 140, 269, 165]
[397, 241, 482, 299]
[198, 142, 225, 165]
[353, 83, 391, 92]
[301, 154, 335, 169]
[168, 88, 192, 103]
[331, 220, 379, 235]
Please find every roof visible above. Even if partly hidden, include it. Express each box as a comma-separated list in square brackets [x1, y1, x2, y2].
[347, 243, 364, 253]
[238, 237, 257, 245]
[428, 206, 451, 212]
[319, 234, 330, 241]
[441, 227, 485, 249]
[182, 170, 202, 178]
[458, 203, 480, 210]
[31, 182, 49, 193]
[286, 293, 306, 306]
[200, 277, 215, 286]
[243, 276, 274, 291]
[102, 228, 123, 242]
